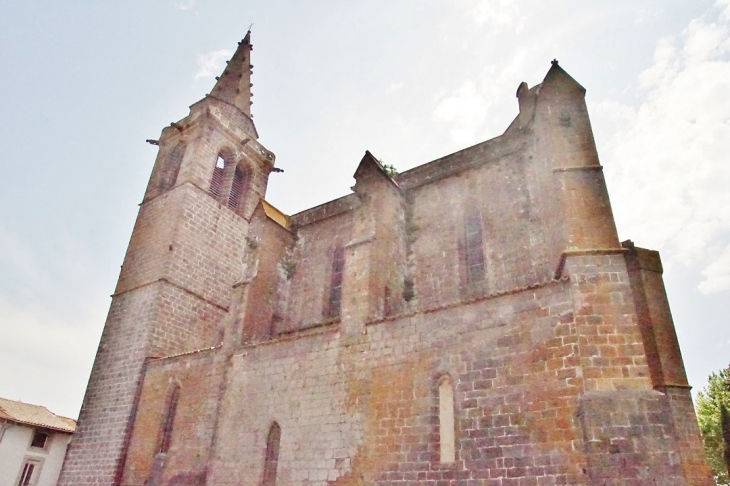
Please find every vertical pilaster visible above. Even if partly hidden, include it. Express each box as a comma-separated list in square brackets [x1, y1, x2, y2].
[341, 152, 406, 335]
[623, 242, 713, 484]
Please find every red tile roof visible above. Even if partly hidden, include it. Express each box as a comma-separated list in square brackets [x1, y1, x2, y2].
[0, 397, 76, 433]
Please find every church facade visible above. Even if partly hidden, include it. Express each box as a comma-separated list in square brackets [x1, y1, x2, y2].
[59, 33, 713, 486]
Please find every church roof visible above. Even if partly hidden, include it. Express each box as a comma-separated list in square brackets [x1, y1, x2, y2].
[261, 199, 290, 230]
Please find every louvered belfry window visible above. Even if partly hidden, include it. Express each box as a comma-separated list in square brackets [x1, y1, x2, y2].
[209, 156, 225, 197]
[228, 166, 245, 210]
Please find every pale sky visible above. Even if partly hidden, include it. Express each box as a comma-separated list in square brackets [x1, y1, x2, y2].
[1, 0, 728, 419]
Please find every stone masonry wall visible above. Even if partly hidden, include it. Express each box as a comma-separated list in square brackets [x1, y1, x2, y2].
[60, 174, 256, 486]
[148, 279, 588, 486]
[125, 255, 707, 486]
[664, 387, 715, 486]
[59, 287, 159, 486]
[165, 183, 252, 308]
[120, 349, 224, 486]
[577, 390, 686, 485]
[563, 253, 652, 393]
[406, 146, 552, 310]
[242, 209, 294, 341]
[283, 211, 354, 332]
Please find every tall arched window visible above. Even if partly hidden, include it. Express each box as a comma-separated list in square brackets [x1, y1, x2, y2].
[209, 156, 225, 197]
[464, 211, 485, 284]
[438, 376, 455, 463]
[159, 386, 180, 453]
[263, 422, 281, 486]
[228, 166, 246, 210]
[383, 286, 393, 317]
[326, 245, 345, 318]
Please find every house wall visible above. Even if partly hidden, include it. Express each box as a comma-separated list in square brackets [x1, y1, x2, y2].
[0, 423, 72, 486]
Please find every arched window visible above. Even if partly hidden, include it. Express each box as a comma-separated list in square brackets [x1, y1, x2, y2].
[159, 386, 180, 453]
[209, 156, 225, 197]
[326, 245, 345, 318]
[228, 166, 246, 210]
[160, 143, 185, 192]
[464, 211, 485, 284]
[263, 422, 281, 486]
[383, 286, 392, 317]
[438, 376, 455, 463]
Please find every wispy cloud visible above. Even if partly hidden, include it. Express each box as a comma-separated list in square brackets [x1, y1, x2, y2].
[386, 82, 404, 93]
[472, 0, 524, 33]
[193, 49, 232, 81]
[432, 80, 493, 146]
[175, 0, 196, 11]
[431, 49, 527, 145]
[699, 245, 730, 294]
[597, 0, 730, 294]
[634, 7, 665, 25]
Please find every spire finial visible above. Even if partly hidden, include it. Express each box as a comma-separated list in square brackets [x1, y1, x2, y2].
[551, 59, 559, 66]
[209, 30, 254, 117]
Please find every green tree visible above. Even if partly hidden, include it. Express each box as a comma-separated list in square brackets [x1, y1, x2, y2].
[377, 159, 398, 178]
[696, 366, 730, 484]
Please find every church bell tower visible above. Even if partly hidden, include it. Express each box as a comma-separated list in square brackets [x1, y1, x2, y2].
[58, 32, 276, 486]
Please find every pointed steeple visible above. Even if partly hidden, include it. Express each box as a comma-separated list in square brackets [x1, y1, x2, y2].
[540, 59, 586, 95]
[210, 31, 254, 117]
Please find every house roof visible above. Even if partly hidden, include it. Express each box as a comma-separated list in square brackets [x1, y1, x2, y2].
[0, 397, 76, 433]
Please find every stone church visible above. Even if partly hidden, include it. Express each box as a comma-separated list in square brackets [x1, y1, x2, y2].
[58, 32, 713, 485]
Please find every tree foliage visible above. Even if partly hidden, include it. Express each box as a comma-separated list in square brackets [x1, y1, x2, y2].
[696, 366, 730, 484]
[377, 159, 398, 178]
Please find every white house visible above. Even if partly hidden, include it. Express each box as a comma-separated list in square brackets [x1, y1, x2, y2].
[0, 397, 76, 486]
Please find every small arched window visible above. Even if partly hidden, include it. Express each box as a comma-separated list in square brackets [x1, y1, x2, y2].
[228, 166, 246, 210]
[464, 211, 485, 284]
[263, 422, 281, 486]
[326, 245, 345, 318]
[159, 386, 180, 453]
[209, 156, 226, 197]
[438, 376, 455, 463]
